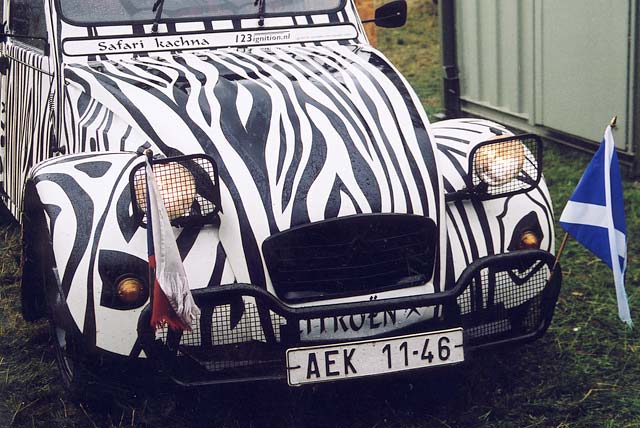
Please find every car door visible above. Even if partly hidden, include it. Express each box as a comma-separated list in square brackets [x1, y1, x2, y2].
[0, 0, 8, 212]
[2, 0, 54, 217]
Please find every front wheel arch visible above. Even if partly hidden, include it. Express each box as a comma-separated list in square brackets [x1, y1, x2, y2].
[20, 180, 122, 397]
[20, 179, 56, 321]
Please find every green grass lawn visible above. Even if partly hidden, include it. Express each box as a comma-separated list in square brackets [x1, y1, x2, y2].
[375, 0, 442, 118]
[0, 2, 639, 427]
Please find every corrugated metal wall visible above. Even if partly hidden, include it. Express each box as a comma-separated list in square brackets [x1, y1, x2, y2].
[454, 0, 636, 153]
[457, 1, 533, 119]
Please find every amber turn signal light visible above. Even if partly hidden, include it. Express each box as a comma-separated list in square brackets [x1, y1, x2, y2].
[519, 231, 540, 250]
[116, 277, 146, 304]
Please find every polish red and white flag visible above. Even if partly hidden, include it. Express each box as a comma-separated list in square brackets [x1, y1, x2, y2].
[145, 156, 200, 331]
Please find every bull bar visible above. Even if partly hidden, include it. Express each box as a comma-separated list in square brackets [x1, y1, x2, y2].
[136, 249, 562, 386]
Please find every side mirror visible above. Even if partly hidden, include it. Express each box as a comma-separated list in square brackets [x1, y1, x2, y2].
[362, 0, 407, 28]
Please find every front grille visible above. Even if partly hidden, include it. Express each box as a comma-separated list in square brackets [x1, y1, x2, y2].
[263, 214, 438, 303]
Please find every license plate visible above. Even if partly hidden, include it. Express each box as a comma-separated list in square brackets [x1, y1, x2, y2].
[286, 328, 464, 386]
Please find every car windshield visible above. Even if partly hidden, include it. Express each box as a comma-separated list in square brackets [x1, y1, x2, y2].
[58, 0, 344, 25]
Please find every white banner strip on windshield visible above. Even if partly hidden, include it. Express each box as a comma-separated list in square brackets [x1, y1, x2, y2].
[62, 24, 359, 56]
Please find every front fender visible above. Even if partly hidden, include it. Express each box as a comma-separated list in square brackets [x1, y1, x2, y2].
[26, 151, 235, 356]
[25, 152, 143, 352]
[431, 119, 556, 288]
[21, 179, 57, 322]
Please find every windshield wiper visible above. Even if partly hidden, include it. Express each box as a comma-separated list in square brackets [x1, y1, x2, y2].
[254, 0, 266, 26]
[151, 0, 165, 33]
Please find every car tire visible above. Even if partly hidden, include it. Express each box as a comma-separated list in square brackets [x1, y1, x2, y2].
[51, 322, 98, 400]
[51, 320, 144, 403]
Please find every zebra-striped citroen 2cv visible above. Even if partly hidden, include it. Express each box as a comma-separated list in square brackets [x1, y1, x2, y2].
[2, 0, 561, 393]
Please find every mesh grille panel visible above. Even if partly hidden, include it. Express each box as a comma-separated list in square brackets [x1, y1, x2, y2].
[211, 302, 265, 345]
[156, 299, 287, 348]
[179, 316, 201, 347]
[472, 135, 541, 197]
[200, 359, 265, 372]
[155, 315, 201, 346]
[131, 155, 220, 227]
[522, 295, 543, 331]
[457, 260, 550, 341]
[466, 319, 511, 338]
[494, 266, 548, 309]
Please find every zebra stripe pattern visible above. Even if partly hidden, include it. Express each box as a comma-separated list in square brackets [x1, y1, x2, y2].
[2, 1, 557, 357]
[432, 118, 555, 284]
[2, 44, 54, 216]
[28, 42, 451, 355]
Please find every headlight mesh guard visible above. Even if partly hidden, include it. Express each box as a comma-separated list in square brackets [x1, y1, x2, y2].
[130, 154, 221, 227]
[468, 134, 543, 200]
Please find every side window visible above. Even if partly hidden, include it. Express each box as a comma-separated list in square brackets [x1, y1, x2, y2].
[9, 0, 46, 51]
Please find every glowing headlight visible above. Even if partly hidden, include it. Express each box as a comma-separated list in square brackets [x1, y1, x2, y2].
[134, 163, 197, 221]
[474, 139, 525, 186]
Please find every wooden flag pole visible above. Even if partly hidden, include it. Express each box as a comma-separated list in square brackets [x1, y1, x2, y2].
[552, 232, 569, 274]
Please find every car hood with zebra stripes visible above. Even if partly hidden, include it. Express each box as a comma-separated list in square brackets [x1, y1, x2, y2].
[62, 44, 444, 290]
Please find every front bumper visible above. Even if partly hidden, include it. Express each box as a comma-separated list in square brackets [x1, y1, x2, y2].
[137, 249, 561, 386]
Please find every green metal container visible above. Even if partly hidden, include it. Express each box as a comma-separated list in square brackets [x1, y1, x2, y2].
[439, 0, 639, 175]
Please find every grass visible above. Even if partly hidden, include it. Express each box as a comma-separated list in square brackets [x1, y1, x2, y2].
[1, 2, 640, 427]
[374, 0, 443, 117]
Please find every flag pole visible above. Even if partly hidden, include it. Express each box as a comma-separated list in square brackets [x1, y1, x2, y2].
[552, 232, 569, 274]
[549, 231, 569, 284]
[144, 149, 155, 319]
[144, 148, 154, 163]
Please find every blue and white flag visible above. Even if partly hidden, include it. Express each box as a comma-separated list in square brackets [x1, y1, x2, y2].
[559, 125, 631, 327]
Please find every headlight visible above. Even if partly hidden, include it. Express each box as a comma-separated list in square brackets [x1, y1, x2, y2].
[474, 138, 525, 186]
[130, 154, 221, 226]
[134, 163, 197, 220]
[466, 134, 543, 200]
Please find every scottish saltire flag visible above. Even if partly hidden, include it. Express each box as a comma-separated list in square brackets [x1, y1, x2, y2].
[145, 156, 200, 331]
[559, 125, 632, 326]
